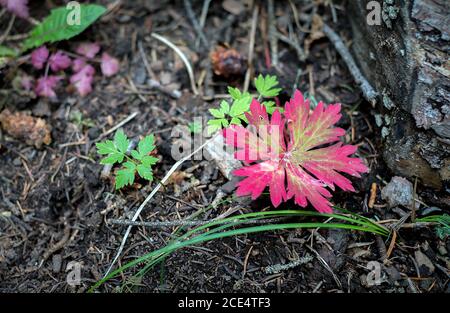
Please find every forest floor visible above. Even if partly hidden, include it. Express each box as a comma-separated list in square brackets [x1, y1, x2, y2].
[0, 0, 448, 292]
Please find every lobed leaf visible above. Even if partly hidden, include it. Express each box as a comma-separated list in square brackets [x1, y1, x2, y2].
[114, 129, 130, 154]
[254, 74, 282, 98]
[115, 162, 136, 189]
[137, 164, 153, 181]
[222, 90, 369, 213]
[137, 135, 155, 158]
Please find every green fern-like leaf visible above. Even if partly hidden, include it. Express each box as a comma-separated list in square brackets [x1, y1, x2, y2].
[96, 130, 158, 190]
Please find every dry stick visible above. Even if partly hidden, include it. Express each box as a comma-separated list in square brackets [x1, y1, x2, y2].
[264, 254, 313, 274]
[322, 23, 378, 105]
[307, 245, 342, 289]
[151, 32, 199, 95]
[368, 182, 377, 209]
[4, 32, 28, 41]
[195, 0, 212, 49]
[103, 133, 218, 277]
[102, 0, 122, 21]
[109, 217, 285, 228]
[127, 76, 147, 102]
[411, 176, 418, 222]
[287, 0, 303, 33]
[267, 0, 278, 67]
[242, 246, 253, 278]
[0, 8, 6, 20]
[275, 31, 306, 62]
[243, 5, 259, 92]
[183, 0, 209, 49]
[385, 230, 397, 259]
[93, 111, 138, 143]
[396, 221, 438, 229]
[138, 41, 156, 80]
[0, 15, 15, 46]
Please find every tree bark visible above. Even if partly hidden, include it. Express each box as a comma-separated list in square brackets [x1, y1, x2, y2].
[347, 0, 449, 189]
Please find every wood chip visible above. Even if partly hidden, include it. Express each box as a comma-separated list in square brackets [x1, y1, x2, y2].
[0, 109, 51, 148]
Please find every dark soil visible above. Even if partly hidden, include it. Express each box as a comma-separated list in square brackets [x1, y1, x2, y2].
[0, 0, 448, 293]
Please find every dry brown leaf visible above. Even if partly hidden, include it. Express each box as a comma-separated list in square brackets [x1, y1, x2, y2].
[166, 170, 192, 186]
[0, 109, 52, 149]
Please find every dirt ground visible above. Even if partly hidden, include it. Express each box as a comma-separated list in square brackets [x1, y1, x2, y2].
[0, 0, 448, 293]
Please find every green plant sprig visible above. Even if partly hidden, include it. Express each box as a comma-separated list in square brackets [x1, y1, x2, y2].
[96, 129, 158, 189]
[207, 74, 283, 134]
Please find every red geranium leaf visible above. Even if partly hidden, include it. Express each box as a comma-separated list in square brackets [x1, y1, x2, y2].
[75, 42, 100, 59]
[100, 52, 120, 77]
[31, 46, 49, 70]
[70, 64, 95, 97]
[49, 51, 71, 72]
[222, 90, 369, 213]
[35, 75, 62, 98]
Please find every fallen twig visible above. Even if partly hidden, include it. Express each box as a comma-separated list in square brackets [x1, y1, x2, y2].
[109, 217, 285, 228]
[138, 41, 156, 80]
[275, 31, 306, 62]
[243, 5, 258, 92]
[322, 23, 378, 105]
[368, 182, 377, 209]
[195, 0, 212, 49]
[307, 245, 342, 289]
[264, 254, 313, 274]
[183, 0, 209, 49]
[0, 15, 15, 46]
[385, 230, 397, 259]
[94, 111, 138, 143]
[267, 0, 278, 67]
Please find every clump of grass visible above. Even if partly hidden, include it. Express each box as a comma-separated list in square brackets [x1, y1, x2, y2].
[90, 208, 389, 291]
[417, 214, 449, 239]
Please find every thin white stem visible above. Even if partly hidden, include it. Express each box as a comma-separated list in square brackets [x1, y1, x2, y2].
[243, 5, 258, 92]
[151, 32, 199, 95]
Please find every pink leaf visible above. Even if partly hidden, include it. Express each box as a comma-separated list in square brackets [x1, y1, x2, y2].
[100, 52, 120, 77]
[48, 51, 71, 72]
[0, 0, 29, 19]
[72, 58, 87, 72]
[222, 90, 369, 213]
[70, 64, 95, 97]
[35, 76, 61, 98]
[75, 42, 100, 59]
[21, 75, 34, 91]
[31, 46, 49, 70]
